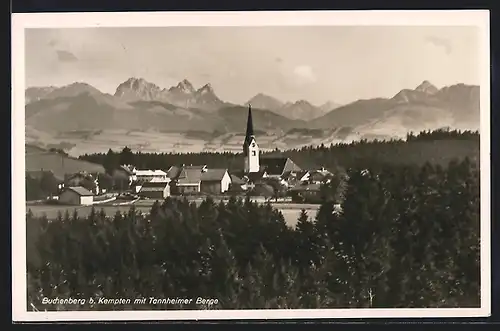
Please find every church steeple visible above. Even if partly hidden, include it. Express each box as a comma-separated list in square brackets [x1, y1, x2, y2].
[243, 104, 259, 173]
[243, 104, 254, 156]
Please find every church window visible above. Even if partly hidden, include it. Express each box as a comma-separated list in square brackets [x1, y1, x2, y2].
[252, 151, 256, 156]
[252, 143, 255, 147]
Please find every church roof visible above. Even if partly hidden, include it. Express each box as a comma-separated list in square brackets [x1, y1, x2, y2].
[260, 157, 290, 176]
[243, 105, 255, 156]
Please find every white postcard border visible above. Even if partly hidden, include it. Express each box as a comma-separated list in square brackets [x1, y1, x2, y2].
[11, 10, 491, 321]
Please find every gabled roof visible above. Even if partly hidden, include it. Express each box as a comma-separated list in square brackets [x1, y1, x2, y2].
[201, 169, 229, 182]
[246, 170, 267, 183]
[230, 174, 245, 185]
[140, 181, 169, 192]
[260, 157, 290, 176]
[66, 186, 94, 196]
[297, 170, 310, 180]
[176, 167, 203, 185]
[166, 165, 182, 180]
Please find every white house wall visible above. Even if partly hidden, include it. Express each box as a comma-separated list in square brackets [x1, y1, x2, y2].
[221, 172, 231, 193]
[80, 196, 94, 206]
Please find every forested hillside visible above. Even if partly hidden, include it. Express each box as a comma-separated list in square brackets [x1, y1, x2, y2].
[79, 129, 480, 172]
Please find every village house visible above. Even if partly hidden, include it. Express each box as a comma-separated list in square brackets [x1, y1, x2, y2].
[281, 170, 310, 187]
[307, 167, 334, 184]
[64, 172, 100, 195]
[200, 169, 231, 194]
[170, 165, 205, 195]
[133, 169, 168, 183]
[112, 165, 135, 187]
[138, 177, 171, 200]
[168, 165, 232, 195]
[58, 186, 94, 206]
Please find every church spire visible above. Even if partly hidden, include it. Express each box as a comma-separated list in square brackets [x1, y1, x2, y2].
[246, 104, 254, 138]
[243, 104, 254, 156]
[243, 104, 260, 173]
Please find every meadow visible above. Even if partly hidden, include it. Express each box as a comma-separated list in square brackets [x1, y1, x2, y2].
[25, 201, 319, 228]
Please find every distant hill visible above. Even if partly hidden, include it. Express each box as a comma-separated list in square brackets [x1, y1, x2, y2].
[308, 81, 480, 138]
[319, 101, 342, 112]
[25, 86, 58, 104]
[276, 100, 327, 121]
[245, 95, 333, 121]
[245, 93, 284, 111]
[216, 105, 305, 133]
[25, 144, 105, 179]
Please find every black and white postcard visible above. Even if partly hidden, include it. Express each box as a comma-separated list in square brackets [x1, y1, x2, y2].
[11, 10, 491, 321]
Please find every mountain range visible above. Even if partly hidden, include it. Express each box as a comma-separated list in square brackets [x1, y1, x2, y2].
[24, 77, 480, 155]
[244, 93, 341, 120]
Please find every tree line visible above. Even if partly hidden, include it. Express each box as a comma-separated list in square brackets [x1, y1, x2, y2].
[78, 129, 479, 173]
[27, 157, 480, 310]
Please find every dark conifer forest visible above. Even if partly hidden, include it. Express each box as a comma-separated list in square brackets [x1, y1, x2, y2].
[79, 129, 479, 172]
[26, 129, 481, 310]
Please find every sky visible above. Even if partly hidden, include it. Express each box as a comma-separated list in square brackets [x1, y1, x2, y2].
[25, 26, 480, 106]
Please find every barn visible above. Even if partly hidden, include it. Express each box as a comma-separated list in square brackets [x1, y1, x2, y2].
[58, 186, 94, 206]
[138, 180, 171, 200]
[200, 169, 232, 194]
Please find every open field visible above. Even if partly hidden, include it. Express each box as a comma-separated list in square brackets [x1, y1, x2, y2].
[25, 201, 321, 228]
[26, 129, 346, 157]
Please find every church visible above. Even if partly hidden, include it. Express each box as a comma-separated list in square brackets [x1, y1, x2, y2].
[238, 105, 303, 185]
[161, 105, 331, 198]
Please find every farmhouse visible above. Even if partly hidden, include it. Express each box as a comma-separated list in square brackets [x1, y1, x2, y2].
[200, 169, 231, 194]
[65, 172, 100, 195]
[171, 165, 205, 194]
[138, 178, 171, 199]
[58, 186, 94, 206]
